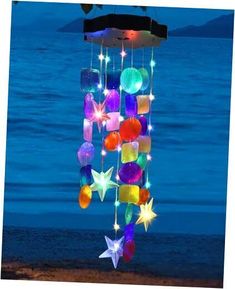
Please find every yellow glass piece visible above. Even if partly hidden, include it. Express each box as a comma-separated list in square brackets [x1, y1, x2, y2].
[119, 185, 139, 204]
[121, 142, 139, 163]
[137, 95, 150, 114]
[136, 136, 151, 153]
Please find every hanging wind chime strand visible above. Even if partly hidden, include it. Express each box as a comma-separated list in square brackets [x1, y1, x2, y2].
[77, 13, 167, 269]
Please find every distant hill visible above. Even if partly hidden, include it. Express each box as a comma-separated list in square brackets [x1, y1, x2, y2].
[58, 17, 83, 33]
[169, 13, 234, 38]
[58, 13, 234, 38]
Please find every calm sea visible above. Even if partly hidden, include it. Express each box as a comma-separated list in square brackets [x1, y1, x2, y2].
[2, 30, 233, 278]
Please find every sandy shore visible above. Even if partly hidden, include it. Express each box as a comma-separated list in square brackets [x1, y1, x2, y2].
[1, 262, 223, 287]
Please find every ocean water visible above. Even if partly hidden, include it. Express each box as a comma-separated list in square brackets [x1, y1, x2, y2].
[2, 29, 233, 279]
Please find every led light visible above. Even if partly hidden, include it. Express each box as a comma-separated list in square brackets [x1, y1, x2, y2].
[119, 115, 124, 122]
[114, 200, 120, 207]
[105, 56, 111, 63]
[119, 85, 123, 91]
[116, 174, 120, 181]
[149, 94, 155, 101]
[120, 50, 127, 58]
[98, 53, 105, 61]
[103, 88, 109, 96]
[95, 111, 102, 119]
[150, 60, 156, 68]
[113, 223, 120, 232]
[117, 145, 122, 152]
[147, 154, 152, 161]
[97, 83, 102, 89]
[145, 181, 151, 189]
[136, 198, 157, 231]
[101, 149, 107, 156]
[148, 124, 153, 131]
[90, 167, 118, 202]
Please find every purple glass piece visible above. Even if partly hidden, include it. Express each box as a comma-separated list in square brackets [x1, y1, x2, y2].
[107, 70, 121, 90]
[84, 93, 94, 120]
[77, 142, 95, 166]
[106, 89, 120, 112]
[124, 223, 135, 242]
[81, 68, 100, 93]
[125, 94, 137, 117]
[139, 115, 148, 135]
[140, 170, 146, 187]
[118, 162, 142, 184]
[80, 165, 92, 185]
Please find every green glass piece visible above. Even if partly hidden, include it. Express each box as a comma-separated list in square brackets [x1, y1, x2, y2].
[125, 203, 133, 224]
[137, 153, 148, 170]
[120, 68, 143, 94]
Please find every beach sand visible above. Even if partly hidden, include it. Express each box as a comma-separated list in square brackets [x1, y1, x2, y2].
[1, 262, 223, 288]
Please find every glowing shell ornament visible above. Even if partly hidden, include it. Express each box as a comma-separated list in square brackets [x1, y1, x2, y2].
[77, 13, 167, 268]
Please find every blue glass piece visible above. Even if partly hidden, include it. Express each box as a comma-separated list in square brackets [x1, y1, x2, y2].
[81, 68, 100, 93]
[106, 69, 121, 90]
[80, 164, 92, 185]
[125, 94, 137, 117]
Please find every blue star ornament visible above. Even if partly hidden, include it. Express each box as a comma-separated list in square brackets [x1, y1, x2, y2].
[99, 236, 124, 268]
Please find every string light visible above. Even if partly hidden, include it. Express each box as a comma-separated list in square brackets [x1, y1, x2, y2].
[114, 200, 120, 207]
[103, 88, 109, 96]
[147, 154, 152, 161]
[98, 53, 105, 61]
[119, 115, 124, 122]
[113, 223, 120, 232]
[105, 56, 111, 63]
[145, 181, 151, 189]
[120, 50, 127, 58]
[148, 124, 153, 131]
[101, 149, 107, 156]
[136, 198, 157, 232]
[149, 93, 155, 101]
[150, 59, 156, 68]
[117, 145, 122, 152]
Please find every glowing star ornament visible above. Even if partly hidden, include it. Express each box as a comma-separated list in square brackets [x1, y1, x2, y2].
[90, 167, 119, 201]
[99, 236, 124, 269]
[136, 198, 157, 231]
[90, 100, 110, 132]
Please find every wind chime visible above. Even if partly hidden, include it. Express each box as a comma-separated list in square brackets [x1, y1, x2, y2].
[77, 14, 167, 268]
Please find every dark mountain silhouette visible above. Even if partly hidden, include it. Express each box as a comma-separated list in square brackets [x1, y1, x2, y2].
[169, 13, 234, 38]
[58, 17, 84, 33]
[58, 13, 234, 38]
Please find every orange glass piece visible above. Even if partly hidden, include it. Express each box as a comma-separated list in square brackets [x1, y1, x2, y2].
[104, 132, 122, 151]
[79, 185, 92, 209]
[119, 117, 142, 142]
[137, 95, 150, 114]
[138, 188, 150, 205]
[137, 135, 151, 153]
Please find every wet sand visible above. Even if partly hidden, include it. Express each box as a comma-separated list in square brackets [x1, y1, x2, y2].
[1, 262, 223, 288]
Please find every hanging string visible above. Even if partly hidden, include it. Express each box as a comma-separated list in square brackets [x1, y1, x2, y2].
[145, 46, 155, 189]
[104, 47, 109, 90]
[142, 47, 145, 68]
[131, 40, 134, 68]
[98, 41, 104, 103]
[113, 41, 127, 238]
[90, 40, 94, 69]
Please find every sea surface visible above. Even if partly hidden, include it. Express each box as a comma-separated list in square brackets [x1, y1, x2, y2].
[2, 29, 233, 279]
